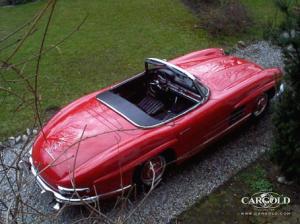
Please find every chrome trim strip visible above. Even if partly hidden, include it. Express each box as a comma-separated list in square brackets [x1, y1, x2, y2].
[178, 113, 252, 161]
[201, 113, 252, 146]
[57, 185, 89, 192]
[29, 153, 131, 205]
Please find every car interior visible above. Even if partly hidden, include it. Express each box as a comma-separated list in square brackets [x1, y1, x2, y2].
[111, 65, 203, 121]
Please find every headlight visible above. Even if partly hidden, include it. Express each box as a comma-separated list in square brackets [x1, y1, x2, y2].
[57, 186, 90, 198]
[276, 83, 285, 97]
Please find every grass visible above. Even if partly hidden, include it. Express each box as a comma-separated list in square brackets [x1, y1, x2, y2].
[0, 0, 281, 138]
[241, 0, 284, 37]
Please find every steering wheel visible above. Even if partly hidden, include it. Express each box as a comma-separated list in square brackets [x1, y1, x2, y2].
[149, 69, 169, 93]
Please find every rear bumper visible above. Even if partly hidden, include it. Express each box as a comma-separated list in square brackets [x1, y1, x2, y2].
[28, 148, 131, 205]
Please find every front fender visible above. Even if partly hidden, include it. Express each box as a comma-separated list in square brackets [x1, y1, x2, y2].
[234, 68, 281, 109]
[170, 48, 225, 64]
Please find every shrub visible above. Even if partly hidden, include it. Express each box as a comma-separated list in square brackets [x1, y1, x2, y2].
[5, 0, 34, 5]
[183, 0, 253, 36]
[185, 0, 217, 7]
[271, 0, 300, 182]
[202, 0, 253, 35]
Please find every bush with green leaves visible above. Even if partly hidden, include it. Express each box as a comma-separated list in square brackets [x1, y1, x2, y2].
[271, 0, 300, 182]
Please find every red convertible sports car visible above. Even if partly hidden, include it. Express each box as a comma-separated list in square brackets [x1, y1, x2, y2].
[29, 48, 282, 208]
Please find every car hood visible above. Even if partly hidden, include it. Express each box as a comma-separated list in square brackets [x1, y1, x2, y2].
[175, 55, 263, 95]
[32, 90, 144, 185]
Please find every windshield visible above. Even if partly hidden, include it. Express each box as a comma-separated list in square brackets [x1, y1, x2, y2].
[195, 79, 209, 96]
[145, 58, 207, 97]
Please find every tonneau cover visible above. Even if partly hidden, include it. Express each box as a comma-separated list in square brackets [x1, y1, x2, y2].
[96, 91, 161, 128]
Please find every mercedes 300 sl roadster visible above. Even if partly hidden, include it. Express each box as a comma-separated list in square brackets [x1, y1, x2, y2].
[29, 48, 282, 207]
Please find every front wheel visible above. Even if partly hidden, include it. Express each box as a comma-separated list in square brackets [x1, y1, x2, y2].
[253, 93, 269, 117]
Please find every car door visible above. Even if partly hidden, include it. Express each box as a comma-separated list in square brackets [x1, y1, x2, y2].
[175, 85, 255, 160]
[174, 98, 232, 159]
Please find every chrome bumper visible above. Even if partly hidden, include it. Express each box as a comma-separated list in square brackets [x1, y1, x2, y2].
[28, 148, 131, 205]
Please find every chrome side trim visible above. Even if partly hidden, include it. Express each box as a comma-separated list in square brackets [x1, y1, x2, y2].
[29, 154, 131, 205]
[201, 113, 252, 146]
[178, 113, 252, 161]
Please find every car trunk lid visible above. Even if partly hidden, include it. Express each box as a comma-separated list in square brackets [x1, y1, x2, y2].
[32, 91, 144, 183]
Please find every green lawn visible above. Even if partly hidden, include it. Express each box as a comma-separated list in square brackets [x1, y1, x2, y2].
[242, 0, 283, 36]
[0, 0, 280, 138]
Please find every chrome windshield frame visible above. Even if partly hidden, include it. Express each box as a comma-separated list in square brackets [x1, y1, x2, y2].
[146, 58, 196, 80]
[145, 58, 208, 98]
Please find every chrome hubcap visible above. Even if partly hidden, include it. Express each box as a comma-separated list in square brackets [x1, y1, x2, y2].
[254, 94, 268, 116]
[140, 156, 166, 186]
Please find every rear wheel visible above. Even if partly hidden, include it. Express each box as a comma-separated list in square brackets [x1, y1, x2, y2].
[134, 155, 167, 192]
[253, 93, 268, 117]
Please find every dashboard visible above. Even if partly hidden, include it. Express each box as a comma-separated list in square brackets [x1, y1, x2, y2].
[149, 68, 202, 102]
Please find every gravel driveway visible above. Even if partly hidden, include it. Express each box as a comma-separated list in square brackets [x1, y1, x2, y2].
[0, 41, 284, 224]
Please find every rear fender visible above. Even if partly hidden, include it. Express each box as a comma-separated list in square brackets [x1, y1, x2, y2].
[93, 138, 178, 186]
